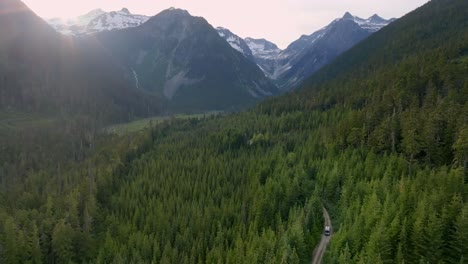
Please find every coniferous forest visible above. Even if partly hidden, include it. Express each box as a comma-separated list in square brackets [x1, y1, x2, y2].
[0, 0, 467, 263]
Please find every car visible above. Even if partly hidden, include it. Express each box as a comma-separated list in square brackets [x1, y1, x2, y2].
[324, 226, 331, 236]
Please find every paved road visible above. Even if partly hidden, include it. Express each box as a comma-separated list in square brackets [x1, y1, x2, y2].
[311, 207, 332, 264]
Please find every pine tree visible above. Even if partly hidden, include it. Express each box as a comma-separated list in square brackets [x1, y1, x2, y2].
[338, 243, 352, 264]
[453, 126, 468, 176]
[2, 218, 19, 263]
[453, 205, 468, 262]
[29, 223, 42, 264]
[51, 219, 74, 264]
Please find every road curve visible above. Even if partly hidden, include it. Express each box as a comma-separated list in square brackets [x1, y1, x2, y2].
[311, 207, 332, 264]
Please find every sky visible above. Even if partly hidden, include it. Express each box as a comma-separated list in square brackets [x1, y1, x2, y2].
[22, 0, 429, 49]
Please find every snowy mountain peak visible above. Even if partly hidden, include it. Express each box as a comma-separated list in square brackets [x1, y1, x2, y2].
[259, 11, 394, 88]
[341, 12, 393, 32]
[47, 8, 150, 36]
[368, 14, 386, 23]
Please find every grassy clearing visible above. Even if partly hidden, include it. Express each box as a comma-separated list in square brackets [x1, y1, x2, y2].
[0, 111, 55, 136]
[104, 112, 222, 135]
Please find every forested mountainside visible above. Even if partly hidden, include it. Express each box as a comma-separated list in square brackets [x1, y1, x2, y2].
[302, 0, 468, 88]
[275, 0, 468, 166]
[0, 0, 466, 263]
[0, 0, 161, 121]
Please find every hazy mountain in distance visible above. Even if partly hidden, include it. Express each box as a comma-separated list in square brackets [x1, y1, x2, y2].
[272, 12, 395, 90]
[216, 13, 394, 90]
[0, 0, 161, 121]
[48, 8, 149, 36]
[92, 8, 277, 112]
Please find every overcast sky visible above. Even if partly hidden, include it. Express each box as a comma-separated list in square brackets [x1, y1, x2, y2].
[23, 0, 429, 49]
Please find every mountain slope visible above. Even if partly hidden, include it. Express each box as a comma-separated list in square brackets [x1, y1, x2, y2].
[215, 13, 393, 91]
[48, 8, 149, 35]
[264, 0, 467, 159]
[244, 37, 282, 78]
[280, 0, 467, 262]
[0, 0, 160, 121]
[93, 8, 277, 112]
[302, 2, 467, 88]
[274, 12, 394, 90]
[216, 27, 254, 61]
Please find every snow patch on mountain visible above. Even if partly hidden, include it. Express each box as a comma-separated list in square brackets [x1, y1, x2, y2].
[244, 38, 281, 60]
[87, 9, 149, 33]
[226, 36, 244, 53]
[216, 27, 253, 59]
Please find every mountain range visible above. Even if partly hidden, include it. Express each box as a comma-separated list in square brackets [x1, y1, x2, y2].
[216, 13, 395, 90]
[37, 6, 394, 113]
[45, 8, 278, 112]
[47, 8, 394, 93]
